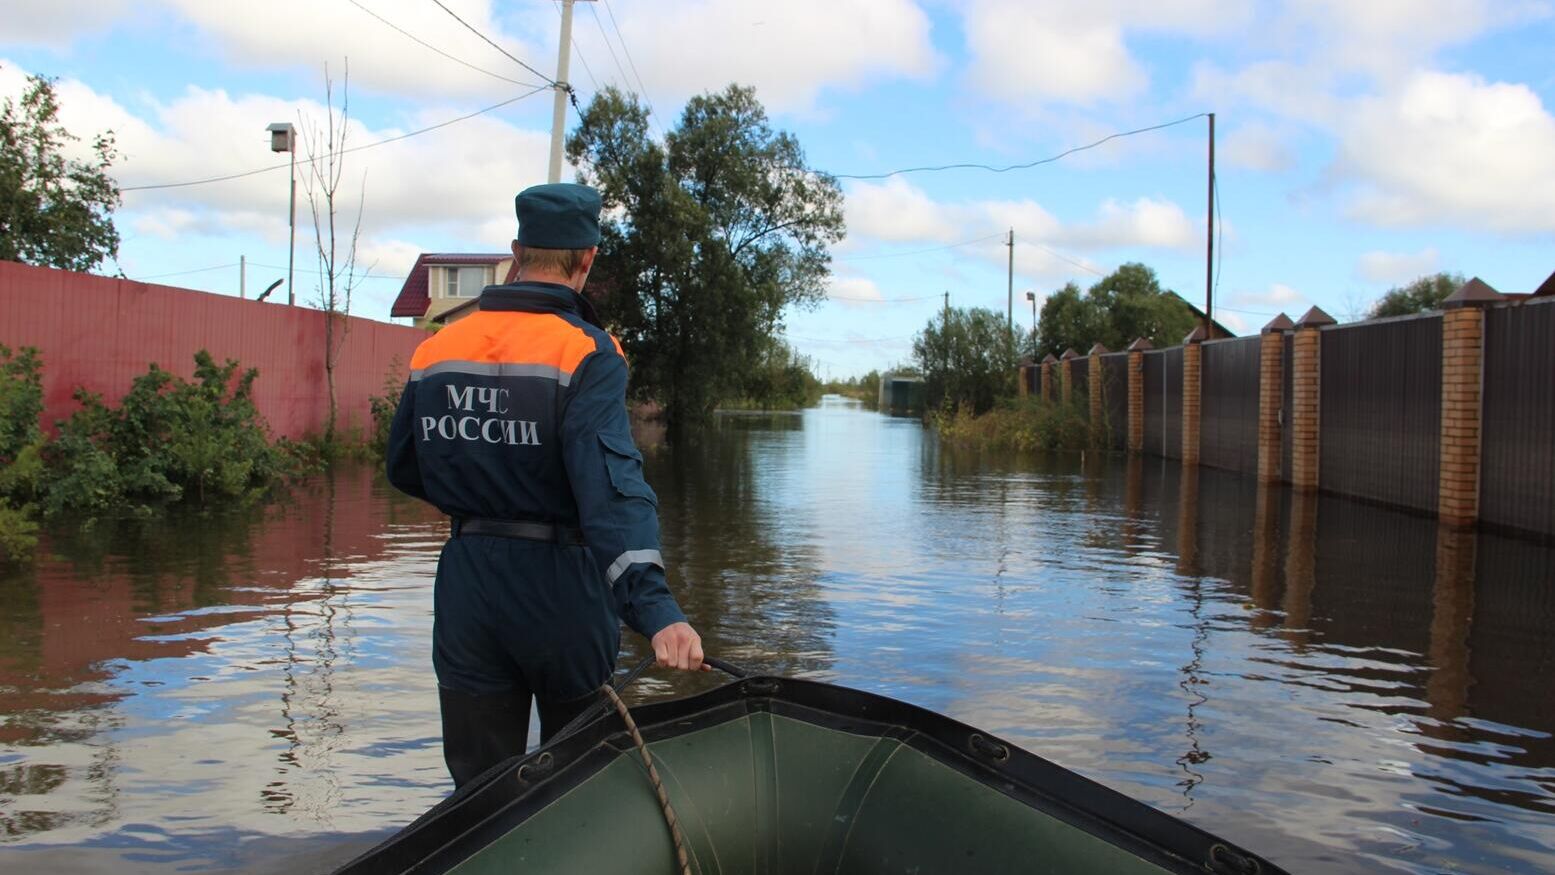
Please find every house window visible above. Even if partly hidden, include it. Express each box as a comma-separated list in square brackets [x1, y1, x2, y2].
[444, 266, 491, 298]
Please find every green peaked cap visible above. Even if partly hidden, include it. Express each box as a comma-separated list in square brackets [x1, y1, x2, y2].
[515, 183, 602, 248]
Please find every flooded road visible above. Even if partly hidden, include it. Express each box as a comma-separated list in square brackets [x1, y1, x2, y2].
[2, 396, 1553, 873]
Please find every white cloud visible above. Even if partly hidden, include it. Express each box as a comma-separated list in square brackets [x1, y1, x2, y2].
[1280, 0, 1551, 78]
[3, 0, 129, 46]
[827, 275, 885, 307]
[1064, 197, 1196, 251]
[962, 0, 1253, 107]
[1355, 248, 1439, 284]
[844, 180, 1195, 257]
[572, 0, 938, 114]
[1222, 282, 1309, 327]
[160, 0, 548, 101]
[1221, 122, 1296, 173]
[1338, 71, 1555, 233]
[843, 178, 963, 243]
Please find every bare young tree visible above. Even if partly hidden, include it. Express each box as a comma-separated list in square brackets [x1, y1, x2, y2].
[299, 60, 367, 449]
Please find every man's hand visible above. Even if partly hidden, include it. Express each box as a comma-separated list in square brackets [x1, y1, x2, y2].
[650, 622, 704, 671]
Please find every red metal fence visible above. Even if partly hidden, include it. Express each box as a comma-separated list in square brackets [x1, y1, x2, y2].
[0, 260, 428, 440]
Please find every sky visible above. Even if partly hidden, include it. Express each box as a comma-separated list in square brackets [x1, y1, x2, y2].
[4, 0, 1553, 378]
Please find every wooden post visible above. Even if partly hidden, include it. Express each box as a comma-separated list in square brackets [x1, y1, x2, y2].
[1257, 313, 1294, 483]
[1181, 326, 1206, 466]
[1126, 338, 1151, 453]
[1290, 306, 1335, 491]
[1438, 278, 1500, 526]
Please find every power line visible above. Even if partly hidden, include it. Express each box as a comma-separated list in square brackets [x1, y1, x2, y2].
[130, 262, 239, 281]
[121, 86, 548, 192]
[831, 113, 1210, 180]
[348, 0, 546, 88]
[588, 4, 633, 96]
[834, 233, 1004, 261]
[826, 293, 940, 303]
[247, 260, 406, 281]
[1033, 242, 1106, 277]
[428, 0, 556, 86]
[600, 0, 662, 134]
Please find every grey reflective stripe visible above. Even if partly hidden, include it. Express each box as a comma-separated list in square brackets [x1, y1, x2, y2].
[410, 360, 571, 386]
[606, 549, 664, 583]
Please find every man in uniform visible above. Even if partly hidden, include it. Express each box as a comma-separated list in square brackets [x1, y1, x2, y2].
[385, 182, 703, 787]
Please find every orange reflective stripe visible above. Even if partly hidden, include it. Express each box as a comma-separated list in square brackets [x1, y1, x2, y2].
[610, 334, 625, 358]
[411, 311, 598, 376]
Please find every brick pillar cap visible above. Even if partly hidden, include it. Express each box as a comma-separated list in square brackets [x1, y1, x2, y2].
[1182, 324, 1208, 344]
[1443, 277, 1503, 308]
[1126, 337, 1153, 351]
[1018, 356, 1035, 366]
[1295, 305, 1337, 327]
[1041, 353, 1059, 364]
[1087, 342, 1110, 355]
[1533, 268, 1555, 298]
[1060, 348, 1079, 360]
[1261, 312, 1295, 333]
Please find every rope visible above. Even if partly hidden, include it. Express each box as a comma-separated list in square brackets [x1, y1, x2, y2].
[602, 683, 694, 875]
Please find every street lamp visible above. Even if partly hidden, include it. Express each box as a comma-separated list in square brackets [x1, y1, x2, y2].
[266, 122, 297, 306]
[1025, 290, 1037, 333]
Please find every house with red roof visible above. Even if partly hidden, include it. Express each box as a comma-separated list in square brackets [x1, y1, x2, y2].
[390, 252, 512, 328]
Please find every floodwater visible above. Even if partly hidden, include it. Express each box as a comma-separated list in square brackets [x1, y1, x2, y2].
[2, 395, 1553, 874]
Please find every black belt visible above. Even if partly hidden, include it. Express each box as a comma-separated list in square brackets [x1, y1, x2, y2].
[451, 517, 586, 545]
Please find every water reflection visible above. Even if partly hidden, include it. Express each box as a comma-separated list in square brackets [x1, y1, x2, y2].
[0, 396, 1552, 874]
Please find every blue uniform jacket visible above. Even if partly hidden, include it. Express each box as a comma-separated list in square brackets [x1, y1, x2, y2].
[385, 281, 686, 640]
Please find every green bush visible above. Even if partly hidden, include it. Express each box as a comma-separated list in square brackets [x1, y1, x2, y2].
[0, 346, 44, 565]
[0, 503, 37, 565]
[368, 359, 406, 459]
[43, 351, 289, 515]
[933, 395, 1096, 452]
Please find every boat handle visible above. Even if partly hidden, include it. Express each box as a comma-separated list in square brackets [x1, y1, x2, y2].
[968, 733, 1010, 763]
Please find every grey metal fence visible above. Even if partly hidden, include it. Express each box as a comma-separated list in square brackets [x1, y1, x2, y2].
[1102, 353, 1129, 450]
[1318, 315, 1442, 513]
[1481, 299, 1555, 537]
[1162, 346, 1183, 460]
[1143, 351, 1164, 454]
[1200, 336, 1261, 475]
[1071, 359, 1089, 404]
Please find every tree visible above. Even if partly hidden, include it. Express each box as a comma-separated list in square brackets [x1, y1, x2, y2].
[1369, 272, 1465, 319]
[0, 73, 121, 271]
[912, 306, 1017, 415]
[299, 62, 366, 448]
[1032, 263, 1196, 358]
[567, 85, 845, 431]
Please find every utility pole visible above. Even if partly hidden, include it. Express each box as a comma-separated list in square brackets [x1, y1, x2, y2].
[240, 255, 246, 299]
[1205, 112, 1215, 337]
[1006, 228, 1014, 333]
[548, 1, 592, 183]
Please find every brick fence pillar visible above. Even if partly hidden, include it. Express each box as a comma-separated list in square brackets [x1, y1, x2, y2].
[1257, 313, 1294, 483]
[1181, 326, 1205, 466]
[1060, 348, 1077, 405]
[1017, 361, 1032, 398]
[1290, 306, 1335, 491]
[1088, 343, 1107, 437]
[1126, 338, 1150, 452]
[1040, 353, 1057, 401]
[1438, 279, 1499, 525]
